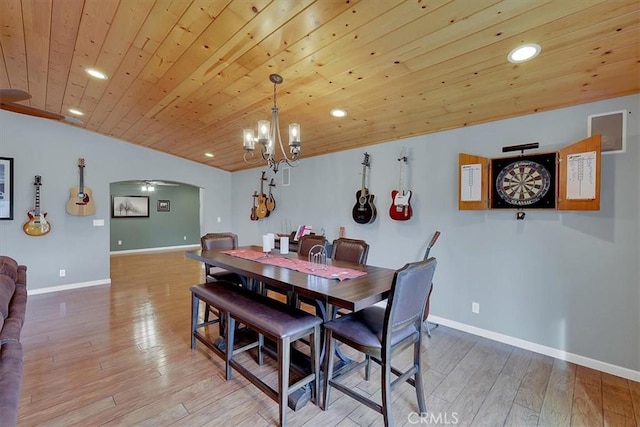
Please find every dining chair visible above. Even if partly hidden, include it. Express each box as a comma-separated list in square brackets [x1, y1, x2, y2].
[200, 232, 244, 281]
[200, 232, 245, 322]
[322, 257, 438, 427]
[331, 237, 369, 265]
[422, 231, 440, 337]
[331, 237, 369, 318]
[297, 234, 327, 257]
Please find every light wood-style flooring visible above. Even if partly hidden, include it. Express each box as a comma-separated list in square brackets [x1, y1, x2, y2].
[17, 251, 640, 426]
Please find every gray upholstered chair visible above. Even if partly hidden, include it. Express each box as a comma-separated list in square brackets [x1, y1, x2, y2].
[322, 257, 438, 426]
[422, 231, 440, 337]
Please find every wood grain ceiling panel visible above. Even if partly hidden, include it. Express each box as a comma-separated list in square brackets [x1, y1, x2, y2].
[46, 0, 83, 114]
[0, 0, 28, 92]
[0, 0, 637, 172]
[22, 0, 52, 110]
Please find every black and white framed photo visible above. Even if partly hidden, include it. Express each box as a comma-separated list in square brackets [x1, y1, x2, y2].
[0, 157, 14, 220]
[112, 195, 149, 218]
[157, 200, 170, 212]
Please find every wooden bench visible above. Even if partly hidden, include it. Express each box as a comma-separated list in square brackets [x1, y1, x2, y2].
[191, 281, 322, 426]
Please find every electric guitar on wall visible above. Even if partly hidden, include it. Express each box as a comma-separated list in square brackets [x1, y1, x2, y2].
[66, 158, 96, 216]
[23, 175, 51, 236]
[352, 152, 377, 224]
[389, 148, 413, 220]
[256, 171, 269, 218]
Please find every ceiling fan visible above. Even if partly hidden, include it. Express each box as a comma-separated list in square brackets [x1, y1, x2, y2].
[0, 89, 83, 124]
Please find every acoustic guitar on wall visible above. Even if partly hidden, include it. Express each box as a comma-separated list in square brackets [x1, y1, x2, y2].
[23, 175, 51, 236]
[66, 158, 96, 216]
[389, 148, 413, 220]
[352, 152, 377, 224]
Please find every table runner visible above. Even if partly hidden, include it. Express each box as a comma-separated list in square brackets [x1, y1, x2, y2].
[221, 249, 367, 281]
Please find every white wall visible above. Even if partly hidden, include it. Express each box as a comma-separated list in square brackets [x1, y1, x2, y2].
[231, 95, 640, 375]
[0, 111, 232, 289]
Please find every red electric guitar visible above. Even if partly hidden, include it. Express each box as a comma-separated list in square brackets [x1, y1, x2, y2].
[389, 148, 413, 220]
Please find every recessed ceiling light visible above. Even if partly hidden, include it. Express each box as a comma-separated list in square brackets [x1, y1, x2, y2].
[507, 43, 541, 63]
[204, 152, 215, 158]
[330, 109, 347, 118]
[68, 108, 84, 116]
[86, 68, 108, 80]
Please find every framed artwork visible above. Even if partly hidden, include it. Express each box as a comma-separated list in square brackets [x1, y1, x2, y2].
[157, 200, 170, 212]
[112, 195, 149, 218]
[0, 157, 14, 220]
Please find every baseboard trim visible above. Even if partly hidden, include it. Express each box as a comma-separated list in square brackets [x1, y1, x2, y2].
[28, 279, 111, 296]
[428, 315, 640, 382]
[110, 244, 200, 255]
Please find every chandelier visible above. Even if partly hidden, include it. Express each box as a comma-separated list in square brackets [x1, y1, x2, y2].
[242, 74, 301, 172]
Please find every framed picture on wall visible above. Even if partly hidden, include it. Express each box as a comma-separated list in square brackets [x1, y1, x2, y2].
[157, 200, 170, 212]
[112, 195, 149, 218]
[0, 157, 14, 220]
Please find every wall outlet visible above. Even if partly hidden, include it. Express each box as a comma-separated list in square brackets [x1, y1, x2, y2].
[59, 269, 66, 277]
[183, 236, 187, 240]
[472, 302, 480, 314]
[118, 240, 122, 245]
[217, 217, 221, 223]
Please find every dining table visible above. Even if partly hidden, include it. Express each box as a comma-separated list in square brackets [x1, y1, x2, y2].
[186, 245, 397, 320]
[186, 245, 398, 410]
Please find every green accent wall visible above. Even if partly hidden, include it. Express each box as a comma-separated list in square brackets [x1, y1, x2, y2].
[110, 182, 200, 251]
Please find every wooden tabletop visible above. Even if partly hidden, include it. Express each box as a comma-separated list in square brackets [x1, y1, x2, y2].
[186, 246, 396, 312]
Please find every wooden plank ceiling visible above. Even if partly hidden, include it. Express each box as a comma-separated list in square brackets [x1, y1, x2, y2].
[1, 0, 638, 172]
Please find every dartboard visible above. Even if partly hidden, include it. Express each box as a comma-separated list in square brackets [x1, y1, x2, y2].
[491, 153, 556, 209]
[496, 160, 551, 205]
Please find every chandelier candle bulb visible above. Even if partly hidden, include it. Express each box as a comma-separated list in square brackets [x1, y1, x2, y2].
[258, 120, 270, 143]
[289, 123, 300, 145]
[243, 129, 255, 150]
